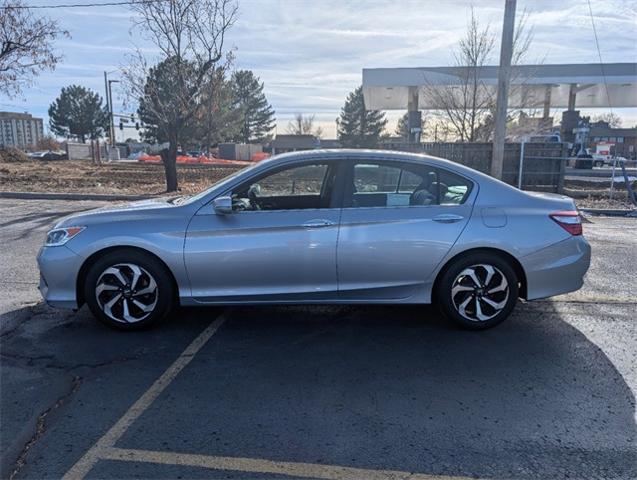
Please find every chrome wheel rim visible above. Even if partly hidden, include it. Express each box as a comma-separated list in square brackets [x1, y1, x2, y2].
[451, 264, 509, 322]
[95, 263, 158, 323]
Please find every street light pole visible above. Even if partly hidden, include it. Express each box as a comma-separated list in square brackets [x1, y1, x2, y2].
[491, 0, 516, 180]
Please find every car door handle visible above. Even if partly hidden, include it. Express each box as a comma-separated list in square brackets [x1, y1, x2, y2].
[303, 219, 335, 228]
[432, 214, 464, 223]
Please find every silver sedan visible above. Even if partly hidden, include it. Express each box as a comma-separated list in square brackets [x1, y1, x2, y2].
[37, 150, 591, 330]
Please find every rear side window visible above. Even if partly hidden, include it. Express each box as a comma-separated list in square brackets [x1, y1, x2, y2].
[348, 161, 472, 208]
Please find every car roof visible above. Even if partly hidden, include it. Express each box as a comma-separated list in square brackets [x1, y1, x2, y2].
[262, 148, 508, 186]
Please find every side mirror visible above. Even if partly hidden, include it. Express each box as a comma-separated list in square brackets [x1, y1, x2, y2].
[212, 196, 233, 215]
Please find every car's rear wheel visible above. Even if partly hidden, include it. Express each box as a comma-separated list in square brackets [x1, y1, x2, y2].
[436, 253, 519, 330]
[84, 250, 174, 330]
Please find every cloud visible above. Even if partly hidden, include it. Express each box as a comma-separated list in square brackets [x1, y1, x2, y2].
[15, 0, 637, 136]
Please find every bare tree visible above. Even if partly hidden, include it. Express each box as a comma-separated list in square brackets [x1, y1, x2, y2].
[0, 0, 67, 97]
[286, 113, 323, 138]
[425, 8, 536, 142]
[592, 113, 622, 128]
[123, 0, 237, 191]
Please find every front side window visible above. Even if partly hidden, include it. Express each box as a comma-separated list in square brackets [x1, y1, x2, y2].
[232, 163, 334, 211]
[347, 162, 472, 208]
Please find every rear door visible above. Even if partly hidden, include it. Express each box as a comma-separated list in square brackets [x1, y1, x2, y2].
[337, 159, 474, 300]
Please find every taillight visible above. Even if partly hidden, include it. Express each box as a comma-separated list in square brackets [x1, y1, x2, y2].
[549, 210, 582, 236]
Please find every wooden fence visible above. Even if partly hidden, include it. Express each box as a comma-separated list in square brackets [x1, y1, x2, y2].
[382, 142, 567, 193]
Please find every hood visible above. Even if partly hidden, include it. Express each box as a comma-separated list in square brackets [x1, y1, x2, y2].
[54, 196, 183, 228]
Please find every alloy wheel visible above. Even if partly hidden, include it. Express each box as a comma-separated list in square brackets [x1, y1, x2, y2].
[450, 264, 510, 322]
[95, 263, 158, 323]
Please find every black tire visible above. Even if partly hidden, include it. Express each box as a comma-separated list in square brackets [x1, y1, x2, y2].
[436, 252, 519, 330]
[84, 249, 175, 330]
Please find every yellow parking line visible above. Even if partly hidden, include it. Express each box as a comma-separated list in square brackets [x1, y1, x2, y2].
[62, 311, 230, 480]
[101, 447, 475, 480]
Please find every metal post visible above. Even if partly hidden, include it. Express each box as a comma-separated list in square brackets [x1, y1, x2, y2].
[620, 160, 637, 206]
[491, 0, 517, 180]
[609, 157, 617, 200]
[517, 139, 525, 189]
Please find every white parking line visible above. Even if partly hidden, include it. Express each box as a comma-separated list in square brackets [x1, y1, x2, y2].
[63, 308, 478, 480]
[62, 311, 229, 480]
[101, 447, 474, 480]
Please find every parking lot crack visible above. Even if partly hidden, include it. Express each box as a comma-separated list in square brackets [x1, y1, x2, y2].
[9, 375, 83, 480]
[44, 354, 143, 372]
[0, 351, 142, 372]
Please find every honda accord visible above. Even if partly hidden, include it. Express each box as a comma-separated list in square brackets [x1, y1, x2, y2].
[37, 150, 591, 330]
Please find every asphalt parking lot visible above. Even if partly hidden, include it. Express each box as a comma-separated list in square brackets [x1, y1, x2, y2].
[1, 198, 636, 480]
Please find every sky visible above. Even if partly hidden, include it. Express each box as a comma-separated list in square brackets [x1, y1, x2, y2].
[2, 0, 637, 139]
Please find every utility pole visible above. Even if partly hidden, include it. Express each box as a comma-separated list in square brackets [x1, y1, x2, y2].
[491, 0, 516, 180]
[103, 71, 110, 145]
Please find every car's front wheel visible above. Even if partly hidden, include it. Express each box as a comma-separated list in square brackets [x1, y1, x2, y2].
[436, 253, 519, 330]
[84, 249, 174, 330]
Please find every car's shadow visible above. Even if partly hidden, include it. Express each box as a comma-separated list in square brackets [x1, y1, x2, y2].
[3, 301, 635, 479]
[116, 301, 637, 479]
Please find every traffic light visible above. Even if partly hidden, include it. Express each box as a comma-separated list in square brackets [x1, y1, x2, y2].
[135, 122, 140, 130]
[119, 121, 123, 130]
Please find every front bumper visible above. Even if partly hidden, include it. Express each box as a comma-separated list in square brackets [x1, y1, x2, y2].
[521, 235, 591, 300]
[37, 245, 84, 309]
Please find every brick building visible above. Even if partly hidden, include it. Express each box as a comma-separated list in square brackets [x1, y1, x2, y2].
[590, 120, 637, 159]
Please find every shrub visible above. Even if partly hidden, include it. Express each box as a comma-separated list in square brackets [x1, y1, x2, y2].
[0, 147, 30, 163]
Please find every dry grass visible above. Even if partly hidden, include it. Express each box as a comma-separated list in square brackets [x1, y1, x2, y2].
[0, 158, 245, 195]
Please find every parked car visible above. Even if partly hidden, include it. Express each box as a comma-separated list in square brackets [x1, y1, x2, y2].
[28, 150, 67, 161]
[37, 150, 591, 331]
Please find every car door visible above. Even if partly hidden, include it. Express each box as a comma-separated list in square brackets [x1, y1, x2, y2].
[185, 161, 343, 302]
[337, 159, 474, 301]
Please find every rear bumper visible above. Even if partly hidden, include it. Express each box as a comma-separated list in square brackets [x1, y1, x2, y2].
[521, 235, 591, 300]
[37, 245, 83, 309]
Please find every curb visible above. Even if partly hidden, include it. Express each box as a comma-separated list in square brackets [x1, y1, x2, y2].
[579, 207, 637, 217]
[0, 191, 154, 201]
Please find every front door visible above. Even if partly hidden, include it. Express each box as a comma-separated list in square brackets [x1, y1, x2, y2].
[337, 160, 474, 301]
[185, 161, 342, 302]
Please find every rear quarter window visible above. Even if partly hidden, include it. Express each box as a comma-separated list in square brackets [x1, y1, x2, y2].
[437, 169, 473, 205]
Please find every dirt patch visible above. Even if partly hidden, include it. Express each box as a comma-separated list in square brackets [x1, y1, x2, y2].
[0, 159, 246, 195]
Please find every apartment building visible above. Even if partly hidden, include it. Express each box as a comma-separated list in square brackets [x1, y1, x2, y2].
[0, 111, 44, 149]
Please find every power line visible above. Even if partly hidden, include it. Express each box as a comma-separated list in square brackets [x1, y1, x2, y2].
[1, 0, 166, 9]
[586, 0, 613, 114]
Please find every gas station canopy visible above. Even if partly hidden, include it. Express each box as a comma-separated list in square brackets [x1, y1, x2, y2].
[362, 63, 637, 111]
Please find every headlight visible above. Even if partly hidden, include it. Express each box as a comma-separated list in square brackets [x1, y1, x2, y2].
[45, 226, 85, 246]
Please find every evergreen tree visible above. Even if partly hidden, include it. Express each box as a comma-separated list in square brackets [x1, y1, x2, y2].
[48, 85, 108, 142]
[231, 70, 275, 143]
[337, 86, 387, 148]
[195, 67, 241, 149]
